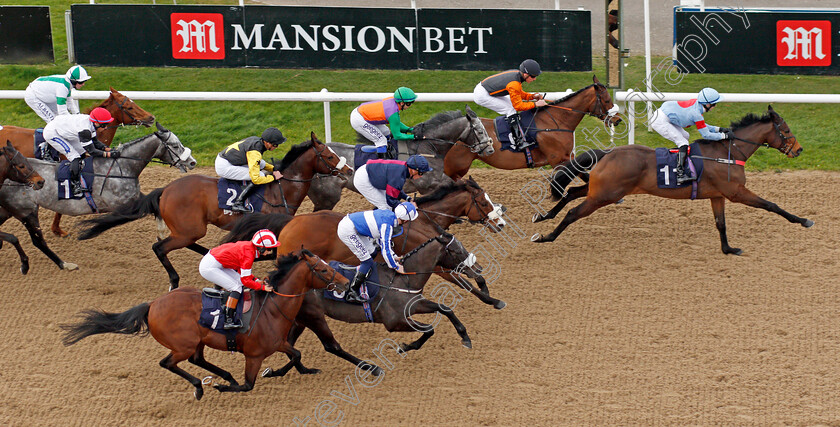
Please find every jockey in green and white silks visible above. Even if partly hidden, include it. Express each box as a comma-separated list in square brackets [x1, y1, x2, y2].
[24, 65, 92, 123]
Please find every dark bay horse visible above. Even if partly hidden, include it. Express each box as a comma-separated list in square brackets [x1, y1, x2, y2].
[0, 87, 156, 237]
[531, 106, 810, 255]
[0, 142, 45, 274]
[261, 232, 467, 378]
[0, 123, 194, 272]
[306, 106, 493, 211]
[77, 132, 352, 290]
[60, 249, 348, 400]
[444, 76, 622, 180]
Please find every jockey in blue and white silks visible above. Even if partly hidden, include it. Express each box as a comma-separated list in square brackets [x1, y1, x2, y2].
[651, 87, 731, 184]
[336, 202, 418, 303]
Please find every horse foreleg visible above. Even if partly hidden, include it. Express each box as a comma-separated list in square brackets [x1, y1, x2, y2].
[160, 352, 205, 401]
[214, 354, 267, 394]
[186, 243, 209, 255]
[531, 198, 609, 243]
[711, 197, 742, 256]
[153, 236, 196, 291]
[533, 184, 589, 223]
[400, 298, 471, 350]
[263, 323, 321, 377]
[50, 213, 68, 238]
[439, 271, 505, 310]
[0, 231, 30, 274]
[188, 344, 238, 387]
[729, 187, 814, 228]
[21, 214, 78, 271]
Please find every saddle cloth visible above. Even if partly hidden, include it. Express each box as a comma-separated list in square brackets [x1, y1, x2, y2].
[654, 142, 705, 189]
[198, 288, 254, 333]
[56, 159, 95, 200]
[354, 139, 398, 169]
[324, 261, 381, 303]
[217, 178, 267, 212]
[493, 109, 539, 152]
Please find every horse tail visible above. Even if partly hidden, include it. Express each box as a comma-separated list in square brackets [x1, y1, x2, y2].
[60, 302, 151, 346]
[220, 212, 295, 244]
[550, 149, 609, 201]
[77, 187, 164, 240]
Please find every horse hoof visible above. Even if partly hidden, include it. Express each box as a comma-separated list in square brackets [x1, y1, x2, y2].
[462, 339, 473, 349]
[494, 300, 507, 310]
[399, 343, 411, 352]
[724, 247, 743, 256]
[261, 367, 274, 378]
[194, 387, 204, 401]
[530, 233, 543, 243]
[20, 263, 29, 275]
[615, 198, 625, 205]
[61, 262, 79, 271]
[301, 368, 321, 375]
[803, 219, 814, 228]
[532, 213, 543, 223]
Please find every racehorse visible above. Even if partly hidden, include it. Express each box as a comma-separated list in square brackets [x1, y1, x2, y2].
[306, 106, 493, 210]
[60, 249, 348, 400]
[0, 87, 156, 237]
[531, 106, 810, 255]
[77, 132, 352, 290]
[223, 177, 507, 306]
[0, 123, 194, 272]
[261, 231, 467, 378]
[444, 76, 622, 180]
[0, 142, 45, 274]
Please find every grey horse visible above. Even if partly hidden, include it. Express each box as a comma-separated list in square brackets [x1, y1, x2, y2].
[306, 106, 493, 210]
[0, 122, 195, 271]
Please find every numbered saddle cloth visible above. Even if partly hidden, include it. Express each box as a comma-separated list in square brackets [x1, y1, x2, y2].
[56, 159, 95, 200]
[323, 261, 381, 304]
[493, 109, 540, 152]
[198, 288, 253, 333]
[654, 142, 705, 189]
[217, 178, 267, 212]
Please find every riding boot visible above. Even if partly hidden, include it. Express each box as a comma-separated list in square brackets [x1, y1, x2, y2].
[376, 152, 386, 159]
[505, 114, 532, 150]
[230, 182, 256, 213]
[675, 145, 695, 185]
[223, 293, 242, 329]
[344, 269, 369, 303]
[69, 158, 85, 197]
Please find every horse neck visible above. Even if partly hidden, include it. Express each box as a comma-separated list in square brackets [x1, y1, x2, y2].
[0, 156, 9, 185]
[263, 262, 311, 323]
[425, 117, 467, 153]
[417, 191, 470, 229]
[548, 88, 593, 127]
[95, 97, 118, 145]
[729, 124, 772, 161]
[118, 135, 158, 174]
[401, 239, 444, 290]
[283, 148, 317, 180]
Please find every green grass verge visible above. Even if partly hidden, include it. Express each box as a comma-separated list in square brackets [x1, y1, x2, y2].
[2, 1, 838, 170]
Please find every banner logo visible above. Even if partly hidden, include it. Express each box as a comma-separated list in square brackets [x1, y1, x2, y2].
[171, 13, 225, 60]
[777, 20, 831, 66]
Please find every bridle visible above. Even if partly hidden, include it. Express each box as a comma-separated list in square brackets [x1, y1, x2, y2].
[726, 117, 798, 159]
[541, 85, 620, 131]
[270, 254, 343, 298]
[102, 96, 151, 130]
[417, 187, 501, 227]
[279, 142, 347, 183]
[1, 147, 37, 184]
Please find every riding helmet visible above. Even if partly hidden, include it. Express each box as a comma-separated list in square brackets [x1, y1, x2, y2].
[261, 127, 287, 145]
[697, 87, 722, 105]
[89, 107, 114, 124]
[66, 65, 92, 85]
[395, 202, 418, 221]
[394, 87, 417, 103]
[251, 229, 280, 248]
[406, 155, 432, 173]
[519, 59, 541, 77]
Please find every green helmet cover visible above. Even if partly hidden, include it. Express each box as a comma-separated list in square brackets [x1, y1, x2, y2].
[394, 87, 417, 103]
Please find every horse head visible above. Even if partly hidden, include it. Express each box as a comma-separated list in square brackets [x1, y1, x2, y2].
[103, 88, 155, 127]
[591, 75, 622, 126]
[463, 176, 506, 231]
[767, 105, 802, 158]
[299, 249, 349, 293]
[2, 141, 44, 190]
[464, 105, 494, 157]
[436, 232, 484, 278]
[310, 132, 352, 177]
[153, 122, 197, 172]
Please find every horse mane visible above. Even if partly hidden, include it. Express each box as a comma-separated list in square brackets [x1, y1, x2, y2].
[730, 112, 774, 130]
[112, 132, 155, 150]
[414, 177, 479, 205]
[413, 110, 464, 137]
[274, 140, 313, 171]
[267, 248, 316, 287]
[548, 84, 598, 106]
[220, 213, 294, 244]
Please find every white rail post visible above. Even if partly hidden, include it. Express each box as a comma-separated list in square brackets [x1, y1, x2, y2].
[65, 10, 75, 63]
[321, 88, 332, 144]
[628, 99, 636, 145]
[644, 0, 652, 130]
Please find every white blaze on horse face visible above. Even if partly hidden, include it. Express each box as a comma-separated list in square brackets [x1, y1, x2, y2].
[607, 104, 620, 117]
[179, 147, 192, 162]
[464, 253, 477, 268]
[484, 193, 506, 227]
[336, 157, 347, 170]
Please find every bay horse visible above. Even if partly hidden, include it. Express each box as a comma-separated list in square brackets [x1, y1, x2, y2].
[0, 88, 156, 236]
[60, 249, 348, 400]
[77, 132, 352, 290]
[531, 105, 810, 255]
[306, 106, 493, 211]
[224, 177, 507, 306]
[0, 123, 194, 272]
[0, 142, 45, 274]
[444, 75, 622, 180]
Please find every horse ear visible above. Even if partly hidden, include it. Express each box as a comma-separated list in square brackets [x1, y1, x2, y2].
[465, 105, 477, 118]
[110, 86, 117, 93]
[593, 75, 600, 85]
[155, 122, 168, 133]
[6, 140, 13, 148]
[768, 105, 775, 112]
[310, 131, 320, 143]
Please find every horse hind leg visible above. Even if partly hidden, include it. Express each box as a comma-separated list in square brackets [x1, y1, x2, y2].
[50, 213, 68, 238]
[160, 352, 205, 401]
[153, 235, 198, 291]
[21, 214, 78, 271]
[0, 231, 30, 274]
[533, 183, 589, 223]
[531, 197, 611, 243]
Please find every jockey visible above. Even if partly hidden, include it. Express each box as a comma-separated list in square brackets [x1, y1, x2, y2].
[473, 59, 549, 150]
[354, 155, 431, 210]
[215, 127, 286, 213]
[25, 65, 91, 123]
[350, 87, 419, 159]
[651, 87, 730, 184]
[199, 229, 279, 329]
[337, 202, 419, 303]
[43, 107, 119, 197]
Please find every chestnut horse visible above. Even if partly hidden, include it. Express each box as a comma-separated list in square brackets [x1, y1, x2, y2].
[444, 76, 622, 180]
[0, 142, 45, 274]
[0, 87, 156, 237]
[60, 249, 348, 400]
[531, 106, 810, 255]
[77, 132, 352, 290]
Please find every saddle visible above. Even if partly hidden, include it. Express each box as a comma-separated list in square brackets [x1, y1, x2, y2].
[217, 178, 267, 213]
[493, 109, 540, 152]
[324, 261, 381, 304]
[199, 288, 254, 335]
[654, 142, 705, 195]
